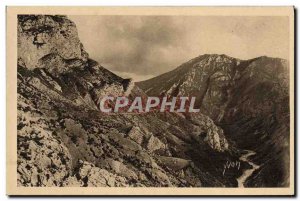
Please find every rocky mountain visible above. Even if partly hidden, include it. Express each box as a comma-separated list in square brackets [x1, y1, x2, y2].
[17, 15, 248, 187]
[137, 54, 290, 187]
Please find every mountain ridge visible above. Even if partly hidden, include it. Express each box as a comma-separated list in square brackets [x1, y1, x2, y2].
[17, 15, 249, 187]
[137, 53, 290, 187]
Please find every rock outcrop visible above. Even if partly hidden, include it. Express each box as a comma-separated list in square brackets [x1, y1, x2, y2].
[18, 15, 88, 70]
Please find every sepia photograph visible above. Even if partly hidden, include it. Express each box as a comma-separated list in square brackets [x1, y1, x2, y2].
[6, 6, 294, 196]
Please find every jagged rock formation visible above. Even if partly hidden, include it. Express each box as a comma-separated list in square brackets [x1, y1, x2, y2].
[137, 54, 290, 187]
[18, 15, 88, 70]
[17, 15, 242, 187]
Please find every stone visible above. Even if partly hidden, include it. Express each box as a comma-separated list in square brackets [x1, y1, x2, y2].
[146, 135, 166, 152]
[127, 126, 144, 145]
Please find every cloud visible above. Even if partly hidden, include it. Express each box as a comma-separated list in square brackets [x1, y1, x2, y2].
[111, 70, 154, 82]
[69, 15, 289, 80]
[99, 17, 184, 74]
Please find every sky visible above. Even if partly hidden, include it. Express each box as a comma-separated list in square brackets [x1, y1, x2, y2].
[69, 15, 289, 81]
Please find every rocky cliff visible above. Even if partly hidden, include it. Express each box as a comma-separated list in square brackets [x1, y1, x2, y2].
[137, 54, 290, 187]
[17, 15, 242, 187]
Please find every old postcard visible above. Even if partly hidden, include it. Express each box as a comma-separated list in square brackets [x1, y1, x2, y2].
[6, 6, 294, 196]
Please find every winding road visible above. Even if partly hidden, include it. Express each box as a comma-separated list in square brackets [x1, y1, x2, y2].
[237, 150, 260, 188]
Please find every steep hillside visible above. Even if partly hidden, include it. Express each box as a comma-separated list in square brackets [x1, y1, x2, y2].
[137, 54, 290, 187]
[17, 15, 245, 187]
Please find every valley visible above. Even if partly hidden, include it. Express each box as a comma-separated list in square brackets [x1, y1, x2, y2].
[16, 15, 290, 188]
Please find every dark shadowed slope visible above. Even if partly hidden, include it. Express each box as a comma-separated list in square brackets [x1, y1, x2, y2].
[137, 54, 290, 187]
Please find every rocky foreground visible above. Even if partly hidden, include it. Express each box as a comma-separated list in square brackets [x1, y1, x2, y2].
[17, 15, 289, 187]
